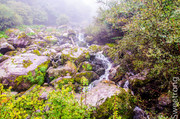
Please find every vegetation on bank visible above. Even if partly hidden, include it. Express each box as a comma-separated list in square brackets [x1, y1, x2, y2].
[85, 0, 179, 117]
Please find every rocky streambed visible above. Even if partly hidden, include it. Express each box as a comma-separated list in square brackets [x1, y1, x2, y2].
[0, 26, 153, 118]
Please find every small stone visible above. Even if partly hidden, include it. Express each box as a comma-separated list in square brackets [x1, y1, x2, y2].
[40, 92, 48, 100]
[43, 83, 49, 86]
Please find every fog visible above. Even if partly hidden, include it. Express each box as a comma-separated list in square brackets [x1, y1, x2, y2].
[19, 0, 99, 24]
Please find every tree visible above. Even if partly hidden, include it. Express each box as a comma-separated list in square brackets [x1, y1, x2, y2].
[7, 1, 33, 25]
[0, 4, 22, 30]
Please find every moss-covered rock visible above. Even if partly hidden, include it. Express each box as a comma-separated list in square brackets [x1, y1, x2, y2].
[89, 45, 102, 53]
[44, 35, 58, 44]
[0, 42, 15, 54]
[5, 28, 20, 38]
[47, 61, 77, 78]
[78, 61, 93, 72]
[74, 71, 99, 84]
[61, 47, 90, 65]
[0, 53, 49, 91]
[93, 88, 136, 119]
[8, 32, 31, 48]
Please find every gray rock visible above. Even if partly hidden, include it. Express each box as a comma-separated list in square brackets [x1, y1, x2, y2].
[76, 82, 120, 106]
[40, 92, 48, 100]
[0, 53, 49, 91]
[0, 42, 15, 54]
[96, 68, 105, 76]
[133, 106, 149, 119]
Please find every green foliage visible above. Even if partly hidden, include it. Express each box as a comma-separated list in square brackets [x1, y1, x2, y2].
[15, 61, 49, 86]
[22, 59, 33, 68]
[0, 83, 94, 118]
[94, 0, 179, 117]
[82, 63, 93, 71]
[0, 53, 3, 56]
[47, 87, 92, 119]
[26, 32, 36, 36]
[0, 31, 8, 38]
[57, 78, 75, 91]
[0, 85, 45, 119]
[56, 14, 70, 26]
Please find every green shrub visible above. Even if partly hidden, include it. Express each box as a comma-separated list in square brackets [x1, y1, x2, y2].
[0, 85, 45, 119]
[46, 87, 92, 119]
[0, 31, 8, 38]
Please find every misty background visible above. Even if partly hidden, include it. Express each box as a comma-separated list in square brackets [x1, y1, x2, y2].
[0, 0, 99, 30]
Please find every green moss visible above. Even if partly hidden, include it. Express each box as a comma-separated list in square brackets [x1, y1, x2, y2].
[61, 51, 90, 65]
[17, 32, 27, 39]
[22, 59, 33, 68]
[89, 45, 102, 52]
[106, 43, 116, 47]
[58, 77, 74, 90]
[82, 63, 92, 71]
[93, 88, 137, 119]
[75, 71, 95, 83]
[32, 50, 41, 56]
[26, 32, 36, 36]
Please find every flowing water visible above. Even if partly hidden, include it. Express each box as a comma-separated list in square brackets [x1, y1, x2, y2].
[76, 32, 149, 118]
[75, 32, 113, 90]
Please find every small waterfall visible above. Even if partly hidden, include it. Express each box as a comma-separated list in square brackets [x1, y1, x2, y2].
[78, 33, 84, 42]
[95, 51, 113, 81]
[76, 32, 89, 47]
[123, 80, 129, 88]
[87, 51, 113, 91]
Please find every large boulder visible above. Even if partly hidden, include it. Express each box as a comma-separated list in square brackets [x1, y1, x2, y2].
[0, 53, 49, 91]
[5, 28, 20, 38]
[8, 32, 31, 48]
[76, 82, 136, 118]
[61, 47, 90, 65]
[47, 61, 77, 78]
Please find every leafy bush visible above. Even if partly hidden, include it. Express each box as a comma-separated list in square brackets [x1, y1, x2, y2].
[56, 14, 69, 26]
[0, 31, 8, 38]
[0, 85, 45, 119]
[0, 83, 94, 119]
[92, 0, 179, 117]
[46, 87, 92, 119]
